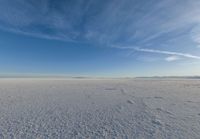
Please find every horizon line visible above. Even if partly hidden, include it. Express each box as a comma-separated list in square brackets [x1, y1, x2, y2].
[0, 74, 200, 79]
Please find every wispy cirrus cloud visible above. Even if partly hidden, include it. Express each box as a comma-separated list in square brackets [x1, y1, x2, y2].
[190, 25, 200, 48]
[0, 0, 200, 62]
[0, 0, 200, 44]
[134, 47, 200, 60]
[165, 56, 181, 62]
[114, 45, 200, 60]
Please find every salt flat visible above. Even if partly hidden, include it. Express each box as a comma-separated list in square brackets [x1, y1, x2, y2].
[0, 78, 200, 139]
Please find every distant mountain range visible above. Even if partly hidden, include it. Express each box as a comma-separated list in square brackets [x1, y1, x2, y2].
[136, 76, 200, 79]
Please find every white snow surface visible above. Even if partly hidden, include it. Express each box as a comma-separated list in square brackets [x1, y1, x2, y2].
[0, 78, 200, 139]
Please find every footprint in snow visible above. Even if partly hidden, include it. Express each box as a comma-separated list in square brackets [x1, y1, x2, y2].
[152, 119, 162, 126]
[86, 94, 91, 99]
[156, 108, 173, 115]
[186, 100, 200, 104]
[105, 88, 117, 91]
[120, 89, 126, 95]
[127, 100, 134, 104]
[115, 105, 124, 113]
[154, 96, 164, 99]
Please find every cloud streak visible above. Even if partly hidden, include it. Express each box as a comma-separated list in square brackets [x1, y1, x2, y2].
[114, 44, 200, 60]
[134, 47, 200, 60]
[165, 56, 180, 62]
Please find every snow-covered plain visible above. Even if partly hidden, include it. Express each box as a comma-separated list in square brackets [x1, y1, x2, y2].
[0, 78, 200, 139]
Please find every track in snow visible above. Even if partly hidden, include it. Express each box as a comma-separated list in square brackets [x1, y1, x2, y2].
[0, 78, 200, 138]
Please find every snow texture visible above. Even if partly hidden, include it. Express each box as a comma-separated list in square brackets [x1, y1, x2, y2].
[0, 78, 200, 139]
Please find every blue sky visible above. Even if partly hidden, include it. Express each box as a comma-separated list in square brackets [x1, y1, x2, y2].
[0, 0, 200, 77]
